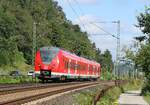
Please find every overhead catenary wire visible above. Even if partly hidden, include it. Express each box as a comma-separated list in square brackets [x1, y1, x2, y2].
[66, 0, 86, 31]
[73, 0, 84, 16]
[90, 22, 119, 39]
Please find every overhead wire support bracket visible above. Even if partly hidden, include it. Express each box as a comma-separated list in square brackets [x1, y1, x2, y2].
[89, 22, 119, 39]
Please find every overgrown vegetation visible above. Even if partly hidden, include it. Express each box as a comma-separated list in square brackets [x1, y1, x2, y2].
[0, 0, 113, 77]
[135, 7, 150, 94]
[0, 76, 38, 84]
[97, 87, 121, 105]
[98, 80, 142, 105]
[74, 80, 142, 105]
[123, 79, 142, 91]
[144, 92, 150, 105]
[123, 6, 150, 94]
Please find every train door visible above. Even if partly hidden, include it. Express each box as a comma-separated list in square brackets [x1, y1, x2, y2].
[63, 56, 69, 74]
[75, 60, 78, 76]
[87, 64, 89, 76]
[70, 59, 76, 76]
[68, 59, 71, 75]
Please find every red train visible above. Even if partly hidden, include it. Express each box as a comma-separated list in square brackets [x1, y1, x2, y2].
[34, 47, 101, 82]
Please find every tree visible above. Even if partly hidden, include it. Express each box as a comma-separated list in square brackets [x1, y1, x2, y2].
[137, 6, 150, 42]
[136, 6, 150, 94]
[0, 0, 103, 69]
[101, 50, 113, 70]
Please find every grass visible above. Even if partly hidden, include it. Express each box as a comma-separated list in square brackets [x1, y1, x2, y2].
[74, 87, 98, 105]
[97, 87, 122, 105]
[98, 79, 143, 105]
[144, 92, 150, 104]
[74, 85, 122, 105]
[74, 79, 143, 105]
[0, 63, 33, 75]
[0, 63, 36, 84]
[0, 75, 38, 84]
[123, 79, 143, 91]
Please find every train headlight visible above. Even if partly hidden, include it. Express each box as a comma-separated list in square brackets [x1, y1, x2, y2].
[56, 57, 59, 64]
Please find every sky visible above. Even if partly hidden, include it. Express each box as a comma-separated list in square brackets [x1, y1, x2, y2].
[55, 0, 150, 60]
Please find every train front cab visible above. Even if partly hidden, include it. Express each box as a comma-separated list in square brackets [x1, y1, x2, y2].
[35, 47, 59, 82]
[38, 70, 51, 82]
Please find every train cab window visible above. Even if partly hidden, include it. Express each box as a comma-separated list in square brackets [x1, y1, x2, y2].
[40, 47, 59, 64]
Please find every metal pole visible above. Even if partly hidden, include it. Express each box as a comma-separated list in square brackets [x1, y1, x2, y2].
[32, 22, 36, 66]
[116, 20, 120, 78]
[89, 21, 121, 78]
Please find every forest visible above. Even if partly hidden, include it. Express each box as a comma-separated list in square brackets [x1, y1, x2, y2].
[0, 0, 113, 75]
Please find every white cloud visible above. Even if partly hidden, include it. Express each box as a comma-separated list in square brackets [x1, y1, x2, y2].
[73, 15, 117, 59]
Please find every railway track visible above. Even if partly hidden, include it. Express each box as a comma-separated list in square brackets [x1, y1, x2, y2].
[0, 80, 125, 105]
[0, 82, 101, 105]
[0, 81, 88, 95]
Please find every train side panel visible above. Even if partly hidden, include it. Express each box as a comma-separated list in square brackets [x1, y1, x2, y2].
[34, 47, 101, 81]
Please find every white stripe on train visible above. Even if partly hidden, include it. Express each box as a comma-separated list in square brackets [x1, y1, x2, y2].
[51, 72, 99, 78]
[35, 71, 99, 78]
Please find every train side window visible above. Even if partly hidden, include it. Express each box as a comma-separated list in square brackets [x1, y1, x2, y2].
[65, 61, 67, 69]
[84, 66, 86, 70]
[78, 65, 80, 70]
[64, 60, 69, 69]
[89, 66, 92, 71]
[78, 65, 81, 70]
[93, 66, 95, 71]
[69, 61, 75, 70]
[75, 64, 78, 70]
[91, 66, 93, 71]
[99, 67, 100, 72]
[81, 65, 83, 70]
[73, 62, 75, 70]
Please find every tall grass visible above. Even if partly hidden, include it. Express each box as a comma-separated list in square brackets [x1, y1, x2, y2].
[144, 92, 150, 104]
[0, 75, 38, 84]
[74, 79, 143, 105]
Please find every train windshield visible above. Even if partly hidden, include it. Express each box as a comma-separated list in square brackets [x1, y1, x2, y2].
[40, 47, 59, 64]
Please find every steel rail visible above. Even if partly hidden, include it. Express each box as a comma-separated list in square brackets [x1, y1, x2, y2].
[0, 81, 88, 95]
[0, 82, 99, 105]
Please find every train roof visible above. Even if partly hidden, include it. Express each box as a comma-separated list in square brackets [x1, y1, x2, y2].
[39, 46, 100, 66]
[60, 49, 100, 66]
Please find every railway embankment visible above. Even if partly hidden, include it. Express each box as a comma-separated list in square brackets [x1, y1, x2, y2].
[69, 79, 145, 105]
[0, 80, 117, 105]
[22, 80, 125, 105]
[0, 80, 145, 105]
[0, 81, 100, 105]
